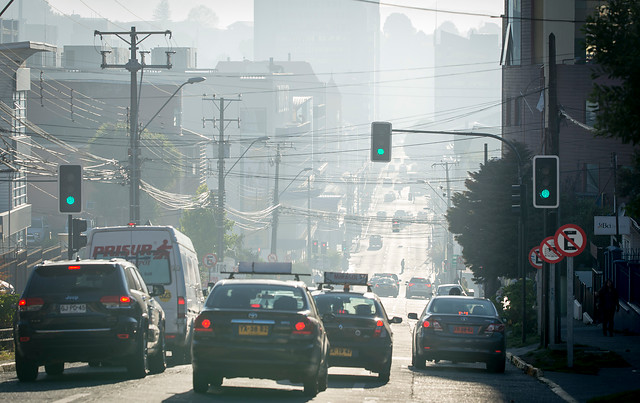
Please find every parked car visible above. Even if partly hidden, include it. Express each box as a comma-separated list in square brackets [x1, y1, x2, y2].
[369, 235, 383, 249]
[372, 278, 399, 298]
[312, 287, 402, 382]
[408, 296, 506, 372]
[13, 259, 167, 382]
[405, 277, 432, 299]
[27, 217, 50, 246]
[191, 279, 329, 396]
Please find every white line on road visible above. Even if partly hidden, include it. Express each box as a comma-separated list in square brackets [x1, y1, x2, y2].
[52, 393, 91, 403]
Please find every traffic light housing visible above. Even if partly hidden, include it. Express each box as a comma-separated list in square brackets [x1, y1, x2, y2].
[72, 218, 88, 252]
[533, 155, 559, 208]
[511, 184, 522, 214]
[321, 241, 327, 254]
[371, 121, 392, 162]
[59, 165, 83, 213]
[312, 240, 318, 254]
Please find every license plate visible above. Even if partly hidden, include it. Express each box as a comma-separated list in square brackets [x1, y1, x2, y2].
[453, 326, 474, 334]
[238, 324, 269, 336]
[60, 304, 86, 314]
[330, 347, 353, 357]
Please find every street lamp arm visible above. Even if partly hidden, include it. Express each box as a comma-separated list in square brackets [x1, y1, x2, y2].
[224, 136, 269, 179]
[279, 168, 312, 198]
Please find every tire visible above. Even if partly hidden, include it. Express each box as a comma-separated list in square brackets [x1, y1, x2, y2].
[414, 353, 426, 369]
[148, 326, 166, 374]
[303, 371, 320, 397]
[193, 369, 209, 394]
[210, 374, 223, 388]
[405, 293, 411, 299]
[378, 360, 391, 383]
[127, 329, 148, 379]
[45, 363, 64, 376]
[318, 360, 328, 392]
[487, 356, 506, 373]
[15, 352, 38, 382]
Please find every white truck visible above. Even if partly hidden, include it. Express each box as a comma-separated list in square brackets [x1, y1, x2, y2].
[85, 225, 203, 363]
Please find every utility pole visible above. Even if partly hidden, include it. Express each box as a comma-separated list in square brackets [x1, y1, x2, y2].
[202, 96, 241, 264]
[433, 161, 457, 283]
[270, 144, 281, 255]
[307, 173, 312, 262]
[95, 27, 173, 224]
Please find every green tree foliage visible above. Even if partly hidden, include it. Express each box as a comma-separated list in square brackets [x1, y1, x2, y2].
[88, 123, 179, 225]
[585, 0, 640, 217]
[0, 294, 19, 328]
[499, 279, 537, 339]
[447, 143, 541, 297]
[153, 0, 171, 22]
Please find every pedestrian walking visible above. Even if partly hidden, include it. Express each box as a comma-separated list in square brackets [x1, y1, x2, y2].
[401, 258, 405, 273]
[596, 279, 619, 336]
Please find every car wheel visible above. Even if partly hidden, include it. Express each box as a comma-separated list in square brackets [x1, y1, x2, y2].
[487, 356, 506, 373]
[193, 369, 209, 394]
[415, 353, 426, 369]
[303, 372, 320, 397]
[210, 373, 223, 388]
[378, 356, 391, 383]
[45, 363, 64, 376]
[127, 329, 148, 379]
[16, 352, 39, 382]
[318, 359, 328, 392]
[148, 325, 166, 374]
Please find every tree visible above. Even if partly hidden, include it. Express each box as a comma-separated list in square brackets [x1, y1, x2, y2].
[447, 143, 540, 297]
[187, 6, 220, 28]
[585, 0, 640, 217]
[153, 0, 171, 22]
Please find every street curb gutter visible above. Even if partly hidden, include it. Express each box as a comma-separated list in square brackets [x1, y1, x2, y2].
[0, 361, 15, 373]
[506, 352, 578, 403]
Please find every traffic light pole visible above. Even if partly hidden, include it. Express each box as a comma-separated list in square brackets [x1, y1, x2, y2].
[67, 214, 72, 260]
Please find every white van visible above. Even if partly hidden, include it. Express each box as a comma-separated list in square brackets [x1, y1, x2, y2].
[85, 225, 203, 363]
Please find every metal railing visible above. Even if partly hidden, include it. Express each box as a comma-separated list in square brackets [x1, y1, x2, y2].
[0, 328, 12, 351]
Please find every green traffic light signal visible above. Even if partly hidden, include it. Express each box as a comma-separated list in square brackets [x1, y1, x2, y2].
[540, 189, 550, 199]
[371, 122, 392, 162]
[377, 148, 385, 155]
[66, 196, 75, 205]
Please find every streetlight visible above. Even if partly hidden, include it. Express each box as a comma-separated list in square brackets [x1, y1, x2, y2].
[224, 136, 269, 179]
[131, 76, 206, 224]
[271, 167, 312, 256]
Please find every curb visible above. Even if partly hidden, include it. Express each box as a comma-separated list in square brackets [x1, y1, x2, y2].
[0, 361, 15, 372]
[506, 352, 578, 403]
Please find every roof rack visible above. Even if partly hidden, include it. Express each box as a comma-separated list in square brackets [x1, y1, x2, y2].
[221, 261, 310, 281]
[317, 272, 371, 292]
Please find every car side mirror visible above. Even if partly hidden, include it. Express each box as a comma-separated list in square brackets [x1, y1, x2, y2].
[407, 312, 418, 320]
[149, 284, 165, 297]
[390, 316, 403, 324]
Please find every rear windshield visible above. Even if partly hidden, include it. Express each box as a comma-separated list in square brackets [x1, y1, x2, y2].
[28, 265, 121, 295]
[410, 278, 430, 283]
[207, 284, 308, 311]
[314, 294, 380, 317]
[429, 298, 496, 316]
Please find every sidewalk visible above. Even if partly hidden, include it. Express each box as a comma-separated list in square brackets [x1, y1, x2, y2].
[507, 319, 640, 403]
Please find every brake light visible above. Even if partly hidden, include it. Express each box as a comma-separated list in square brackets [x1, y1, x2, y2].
[485, 323, 505, 333]
[18, 298, 44, 312]
[68, 265, 81, 270]
[178, 296, 186, 319]
[293, 319, 314, 335]
[408, 283, 415, 287]
[250, 303, 261, 309]
[195, 317, 213, 332]
[422, 319, 443, 331]
[100, 295, 133, 309]
[373, 319, 387, 338]
[427, 284, 432, 287]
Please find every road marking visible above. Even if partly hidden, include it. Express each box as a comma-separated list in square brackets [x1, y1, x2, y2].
[53, 393, 91, 403]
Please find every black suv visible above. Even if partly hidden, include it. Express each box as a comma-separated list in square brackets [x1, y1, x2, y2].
[13, 259, 166, 381]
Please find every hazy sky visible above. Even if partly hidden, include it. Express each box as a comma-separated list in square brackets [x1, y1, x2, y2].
[39, 0, 502, 33]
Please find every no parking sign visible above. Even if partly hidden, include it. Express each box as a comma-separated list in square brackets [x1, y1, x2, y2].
[554, 224, 587, 257]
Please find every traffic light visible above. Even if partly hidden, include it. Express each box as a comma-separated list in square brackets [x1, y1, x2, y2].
[312, 240, 318, 254]
[511, 184, 521, 214]
[59, 165, 83, 213]
[371, 121, 392, 162]
[321, 241, 327, 254]
[72, 218, 88, 252]
[533, 155, 559, 208]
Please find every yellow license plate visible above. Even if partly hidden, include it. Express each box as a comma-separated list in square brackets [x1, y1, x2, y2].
[238, 324, 269, 336]
[330, 347, 353, 357]
[453, 326, 475, 334]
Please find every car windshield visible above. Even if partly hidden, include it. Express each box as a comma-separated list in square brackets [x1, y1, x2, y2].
[314, 294, 380, 317]
[429, 298, 496, 316]
[29, 265, 121, 295]
[410, 278, 429, 283]
[207, 284, 308, 311]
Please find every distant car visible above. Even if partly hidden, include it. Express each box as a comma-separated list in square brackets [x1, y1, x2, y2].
[408, 296, 506, 372]
[405, 277, 432, 299]
[436, 284, 466, 296]
[13, 259, 167, 382]
[313, 288, 402, 382]
[27, 217, 50, 246]
[191, 279, 329, 396]
[369, 235, 383, 249]
[384, 192, 396, 202]
[373, 273, 399, 285]
[376, 211, 387, 221]
[372, 278, 399, 298]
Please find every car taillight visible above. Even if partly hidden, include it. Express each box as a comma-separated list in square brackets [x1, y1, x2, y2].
[408, 283, 415, 287]
[100, 295, 133, 309]
[194, 316, 213, 332]
[427, 284, 432, 287]
[373, 319, 387, 338]
[178, 296, 186, 319]
[68, 265, 81, 270]
[293, 318, 315, 335]
[18, 297, 44, 312]
[422, 319, 442, 331]
[485, 322, 505, 333]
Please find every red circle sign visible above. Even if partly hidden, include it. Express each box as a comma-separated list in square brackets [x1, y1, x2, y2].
[540, 236, 564, 264]
[268, 253, 278, 263]
[554, 224, 587, 257]
[203, 253, 217, 268]
[529, 246, 543, 269]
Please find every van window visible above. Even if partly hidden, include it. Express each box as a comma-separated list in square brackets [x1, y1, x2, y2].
[94, 252, 171, 285]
